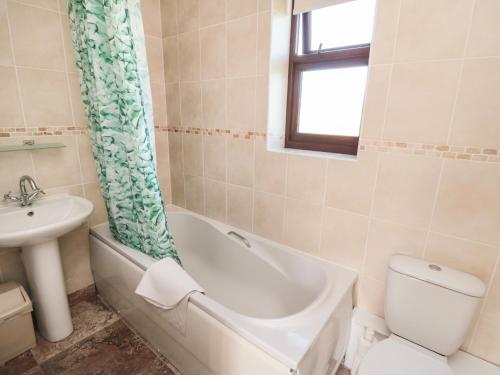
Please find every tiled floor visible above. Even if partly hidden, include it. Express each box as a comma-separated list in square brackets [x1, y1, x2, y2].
[0, 286, 178, 375]
[1, 285, 351, 375]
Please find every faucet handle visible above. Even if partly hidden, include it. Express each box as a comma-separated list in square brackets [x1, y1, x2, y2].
[3, 191, 20, 202]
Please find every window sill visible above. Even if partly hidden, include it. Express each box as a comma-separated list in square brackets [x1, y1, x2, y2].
[267, 143, 358, 161]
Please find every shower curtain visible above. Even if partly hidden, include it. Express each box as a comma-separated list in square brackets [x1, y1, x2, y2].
[68, 0, 180, 264]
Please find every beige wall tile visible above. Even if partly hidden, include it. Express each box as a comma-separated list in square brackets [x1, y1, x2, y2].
[77, 135, 98, 184]
[358, 276, 385, 317]
[255, 75, 269, 132]
[227, 77, 256, 131]
[384, 61, 461, 144]
[17, 68, 72, 126]
[200, 24, 226, 79]
[449, 58, 500, 149]
[364, 219, 426, 281]
[484, 263, 500, 319]
[257, 12, 271, 75]
[425, 232, 498, 284]
[160, 0, 177, 37]
[163, 36, 179, 83]
[253, 191, 284, 242]
[151, 82, 167, 126]
[60, 16, 77, 74]
[178, 31, 200, 81]
[171, 175, 185, 207]
[68, 73, 86, 126]
[177, 0, 199, 34]
[185, 174, 205, 214]
[320, 208, 369, 269]
[394, 0, 473, 62]
[202, 79, 226, 129]
[145, 36, 164, 84]
[0, 249, 29, 292]
[286, 154, 326, 205]
[203, 135, 226, 181]
[200, 0, 225, 28]
[155, 132, 170, 181]
[466, 0, 500, 58]
[205, 178, 227, 222]
[369, 0, 400, 64]
[0, 66, 23, 127]
[432, 160, 500, 247]
[84, 182, 107, 226]
[283, 199, 322, 254]
[228, 184, 253, 231]
[373, 153, 441, 229]
[258, 0, 271, 11]
[33, 136, 81, 189]
[0, 0, 13, 66]
[8, 2, 65, 70]
[227, 15, 257, 77]
[0, 139, 34, 193]
[168, 132, 183, 176]
[180, 81, 202, 127]
[59, 225, 94, 293]
[254, 140, 286, 195]
[469, 316, 500, 365]
[326, 151, 378, 215]
[227, 138, 254, 187]
[361, 65, 391, 139]
[166, 83, 181, 126]
[227, 0, 257, 20]
[141, 0, 162, 37]
[15, 0, 58, 10]
[182, 133, 203, 176]
[44, 184, 83, 198]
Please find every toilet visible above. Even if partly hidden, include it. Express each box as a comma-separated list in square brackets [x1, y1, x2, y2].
[357, 254, 486, 375]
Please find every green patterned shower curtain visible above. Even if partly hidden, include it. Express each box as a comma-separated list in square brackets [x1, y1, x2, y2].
[68, 0, 180, 264]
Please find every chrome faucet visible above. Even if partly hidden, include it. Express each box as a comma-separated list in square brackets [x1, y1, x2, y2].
[3, 175, 45, 206]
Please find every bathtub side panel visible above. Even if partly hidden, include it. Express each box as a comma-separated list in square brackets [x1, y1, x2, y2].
[89, 235, 290, 375]
[297, 290, 353, 375]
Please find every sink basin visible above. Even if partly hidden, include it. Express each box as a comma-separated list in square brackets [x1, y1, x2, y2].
[0, 195, 94, 247]
[0, 195, 94, 342]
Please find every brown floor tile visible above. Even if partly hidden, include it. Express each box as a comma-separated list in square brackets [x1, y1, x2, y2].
[0, 351, 40, 375]
[337, 366, 351, 375]
[31, 297, 119, 363]
[41, 320, 175, 375]
[68, 284, 97, 307]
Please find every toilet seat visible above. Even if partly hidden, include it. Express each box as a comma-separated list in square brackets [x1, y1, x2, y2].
[357, 336, 454, 375]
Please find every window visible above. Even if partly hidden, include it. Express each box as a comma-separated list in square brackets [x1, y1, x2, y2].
[286, 0, 375, 155]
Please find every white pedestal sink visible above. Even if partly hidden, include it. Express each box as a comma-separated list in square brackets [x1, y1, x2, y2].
[0, 195, 94, 342]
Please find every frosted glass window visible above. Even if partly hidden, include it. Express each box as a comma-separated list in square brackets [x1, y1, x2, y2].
[298, 66, 368, 136]
[309, 0, 375, 51]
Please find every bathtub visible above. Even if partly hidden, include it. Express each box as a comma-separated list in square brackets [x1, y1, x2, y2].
[89, 205, 357, 375]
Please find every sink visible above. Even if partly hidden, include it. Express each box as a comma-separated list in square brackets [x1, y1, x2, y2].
[0, 195, 94, 247]
[0, 195, 94, 342]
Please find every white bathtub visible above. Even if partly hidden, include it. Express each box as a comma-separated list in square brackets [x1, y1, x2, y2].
[89, 206, 357, 375]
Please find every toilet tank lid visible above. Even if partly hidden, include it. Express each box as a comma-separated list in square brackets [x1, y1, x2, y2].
[389, 255, 486, 298]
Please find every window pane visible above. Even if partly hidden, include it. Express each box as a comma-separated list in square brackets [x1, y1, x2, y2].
[310, 0, 375, 51]
[298, 66, 368, 137]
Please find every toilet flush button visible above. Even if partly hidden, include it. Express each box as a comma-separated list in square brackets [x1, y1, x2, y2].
[429, 264, 442, 272]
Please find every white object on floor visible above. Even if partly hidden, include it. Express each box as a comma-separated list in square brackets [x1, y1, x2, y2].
[135, 257, 205, 333]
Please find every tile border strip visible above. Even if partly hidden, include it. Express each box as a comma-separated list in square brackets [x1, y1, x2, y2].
[1, 126, 499, 164]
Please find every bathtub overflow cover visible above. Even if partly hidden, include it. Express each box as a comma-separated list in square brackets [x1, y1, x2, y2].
[27, 211, 34, 217]
[428, 264, 441, 272]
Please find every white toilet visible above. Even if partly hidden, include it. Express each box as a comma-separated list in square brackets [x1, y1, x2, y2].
[357, 254, 486, 375]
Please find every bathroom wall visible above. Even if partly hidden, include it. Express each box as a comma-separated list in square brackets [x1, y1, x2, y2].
[0, 0, 171, 294]
[161, 0, 500, 365]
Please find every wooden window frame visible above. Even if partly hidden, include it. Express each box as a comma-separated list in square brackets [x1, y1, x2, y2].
[285, 11, 370, 155]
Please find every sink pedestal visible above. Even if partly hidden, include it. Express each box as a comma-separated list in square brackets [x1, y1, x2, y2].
[22, 239, 73, 342]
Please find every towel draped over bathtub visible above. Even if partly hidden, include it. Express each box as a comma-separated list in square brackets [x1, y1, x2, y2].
[135, 258, 205, 333]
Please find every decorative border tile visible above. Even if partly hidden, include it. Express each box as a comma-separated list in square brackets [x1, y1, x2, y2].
[2, 125, 499, 164]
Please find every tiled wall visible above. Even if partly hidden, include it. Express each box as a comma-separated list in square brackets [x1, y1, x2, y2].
[0, 0, 171, 294]
[161, 0, 500, 365]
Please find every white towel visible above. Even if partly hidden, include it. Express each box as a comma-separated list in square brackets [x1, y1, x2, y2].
[135, 258, 205, 333]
